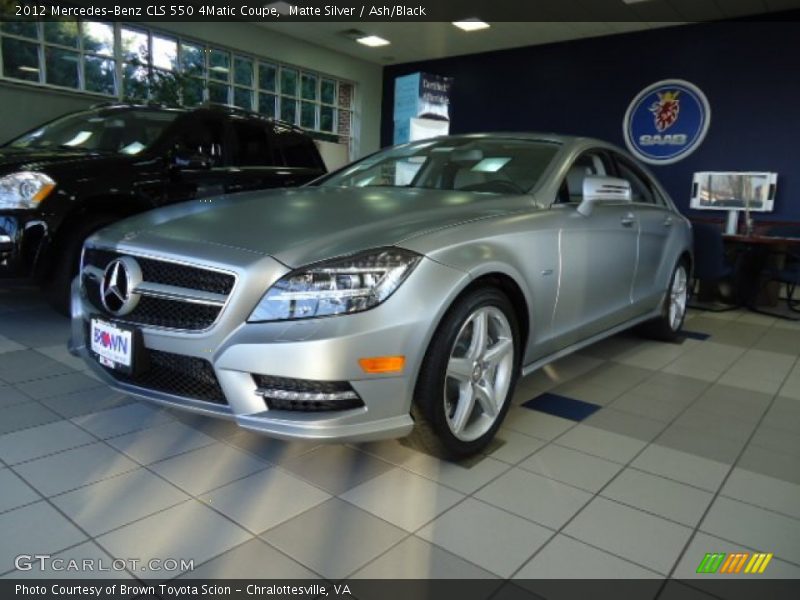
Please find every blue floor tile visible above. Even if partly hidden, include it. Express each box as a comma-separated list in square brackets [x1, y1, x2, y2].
[683, 330, 711, 341]
[522, 393, 601, 422]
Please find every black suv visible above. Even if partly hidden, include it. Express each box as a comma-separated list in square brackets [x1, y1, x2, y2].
[0, 104, 327, 313]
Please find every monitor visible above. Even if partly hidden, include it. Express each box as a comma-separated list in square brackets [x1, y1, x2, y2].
[690, 171, 777, 212]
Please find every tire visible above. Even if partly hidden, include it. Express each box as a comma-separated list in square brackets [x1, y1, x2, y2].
[407, 287, 521, 459]
[641, 260, 690, 342]
[42, 215, 116, 316]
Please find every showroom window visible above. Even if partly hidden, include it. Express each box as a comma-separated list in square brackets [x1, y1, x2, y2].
[0, 19, 355, 149]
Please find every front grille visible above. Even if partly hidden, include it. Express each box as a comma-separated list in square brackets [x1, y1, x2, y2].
[105, 348, 227, 405]
[252, 374, 364, 412]
[82, 247, 234, 331]
[84, 278, 221, 331]
[83, 248, 235, 294]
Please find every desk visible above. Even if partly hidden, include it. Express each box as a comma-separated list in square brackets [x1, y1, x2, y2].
[722, 234, 800, 312]
[723, 234, 800, 246]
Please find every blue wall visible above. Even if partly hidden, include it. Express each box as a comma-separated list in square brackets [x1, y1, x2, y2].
[381, 19, 800, 223]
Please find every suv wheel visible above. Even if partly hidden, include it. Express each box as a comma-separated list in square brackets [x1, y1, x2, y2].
[42, 215, 115, 316]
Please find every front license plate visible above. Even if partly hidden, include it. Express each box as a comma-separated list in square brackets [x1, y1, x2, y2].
[90, 318, 134, 372]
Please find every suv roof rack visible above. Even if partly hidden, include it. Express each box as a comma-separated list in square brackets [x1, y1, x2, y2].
[199, 102, 305, 132]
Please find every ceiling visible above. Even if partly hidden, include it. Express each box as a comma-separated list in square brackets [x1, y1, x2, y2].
[261, 0, 800, 65]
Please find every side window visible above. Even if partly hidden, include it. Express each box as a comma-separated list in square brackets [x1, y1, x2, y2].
[231, 121, 276, 166]
[557, 151, 609, 204]
[171, 116, 225, 165]
[274, 131, 323, 169]
[614, 156, 660, 205]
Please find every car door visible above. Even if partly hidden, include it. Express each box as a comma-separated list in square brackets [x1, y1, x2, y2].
[548, 150, 639, 349]
[612, 153, 675, 309]
[225, 118, 287, 194]
[225, 121, 323, 194]
[163, 113, 230, 202]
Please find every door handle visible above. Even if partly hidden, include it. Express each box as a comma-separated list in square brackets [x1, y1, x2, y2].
[663, 217, 674, 227]
[621, 213, 636, 227]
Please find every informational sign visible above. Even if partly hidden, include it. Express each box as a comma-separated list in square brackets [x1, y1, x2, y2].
[394, 72, 453, 144]
[623, 79, 711, 165]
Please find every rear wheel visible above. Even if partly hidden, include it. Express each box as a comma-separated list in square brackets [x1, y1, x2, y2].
[641, 260, 689, 342]
[408, 287, 520, 459]
[42, 215, 116, 315]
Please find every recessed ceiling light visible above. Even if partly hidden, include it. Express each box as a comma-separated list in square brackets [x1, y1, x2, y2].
[356, 35, 390, 47]
[452, 19, 491, 32]
[264, 1, 294, 14]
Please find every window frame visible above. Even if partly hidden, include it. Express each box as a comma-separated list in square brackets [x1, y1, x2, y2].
[610, 152, 665, 207]
[0, 20, 355, 152]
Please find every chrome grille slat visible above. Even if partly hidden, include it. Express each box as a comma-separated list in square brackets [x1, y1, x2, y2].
[81, 246, 236, 331]
[134, 282, 227, 307]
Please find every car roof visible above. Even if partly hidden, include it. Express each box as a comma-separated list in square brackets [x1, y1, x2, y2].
[88, 102, 305, 133]
[423, 132, 631, 156]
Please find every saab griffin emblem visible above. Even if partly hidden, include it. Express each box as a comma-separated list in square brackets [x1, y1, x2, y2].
[623, 79, 710, 165]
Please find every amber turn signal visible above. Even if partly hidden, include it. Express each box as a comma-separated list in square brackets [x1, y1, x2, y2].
[358, 356, 405, 374]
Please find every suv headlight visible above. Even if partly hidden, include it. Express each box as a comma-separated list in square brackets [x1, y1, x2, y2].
[0, 171, 56, 209]
[249, 248, 422, 322]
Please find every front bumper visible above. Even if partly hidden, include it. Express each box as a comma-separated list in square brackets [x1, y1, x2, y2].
[0, 211, 47, 277]
[69, 253, 468, 443]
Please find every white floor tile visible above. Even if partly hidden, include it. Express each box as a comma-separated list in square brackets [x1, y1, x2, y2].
[631, 445, 731, 492]
[601, 468, 714, 526]
[201, 468, 330, 533]
[564, 497, 693, 575]
[341, 468, 464, 532]
[515, 534, 662, 579]
[417, 498, 552, 578]
[518, 444, 622, 493]
[0, 420, 95, 464]
[475, 468, 592, 529]
[96, 500, 251, 576]
[699, 496, 800, 564]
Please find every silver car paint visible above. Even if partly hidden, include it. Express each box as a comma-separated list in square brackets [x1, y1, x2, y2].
[70, 134, 692, 441]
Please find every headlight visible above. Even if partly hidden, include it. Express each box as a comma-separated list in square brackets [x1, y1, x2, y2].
[0, 171, 56, 209]
[249, 248, 422, 322]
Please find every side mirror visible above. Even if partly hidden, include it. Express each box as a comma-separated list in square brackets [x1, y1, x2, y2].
[171, 150, 212, 170]
[577, 176, 632, 216]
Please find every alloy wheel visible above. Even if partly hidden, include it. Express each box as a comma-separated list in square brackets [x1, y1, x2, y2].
[669, 265, 688, 331]
[443, 306, 515, 441]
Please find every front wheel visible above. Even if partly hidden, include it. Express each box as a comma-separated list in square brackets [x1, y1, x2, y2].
[642, 261, 689, 342]
[408, 287, 520, 459]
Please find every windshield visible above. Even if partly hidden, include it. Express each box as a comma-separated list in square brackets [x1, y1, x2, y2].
[7, 109, 180, 155]
[320, 137, 560, 194]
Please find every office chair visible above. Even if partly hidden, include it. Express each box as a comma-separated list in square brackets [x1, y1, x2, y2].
[689, 222, 738, 311]
[759, 225, 800, 314]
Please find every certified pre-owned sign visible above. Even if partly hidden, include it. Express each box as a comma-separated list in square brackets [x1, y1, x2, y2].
[623, 79, 711, 165]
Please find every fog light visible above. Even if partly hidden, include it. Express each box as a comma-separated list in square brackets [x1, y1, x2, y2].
[358, 355, 405, 374]
[252, 374, 364, 412]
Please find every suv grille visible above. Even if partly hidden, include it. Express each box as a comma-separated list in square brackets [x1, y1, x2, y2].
[82, 248, 235, 331]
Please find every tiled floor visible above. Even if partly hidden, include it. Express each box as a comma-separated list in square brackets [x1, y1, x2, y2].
[1, 279, 800, 587]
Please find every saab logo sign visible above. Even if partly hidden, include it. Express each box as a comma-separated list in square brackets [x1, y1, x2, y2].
[623, 79, 711, 165]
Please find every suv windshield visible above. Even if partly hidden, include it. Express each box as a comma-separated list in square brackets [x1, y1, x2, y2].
[7, 108, 180, 155]
[320, 138, 560, 194]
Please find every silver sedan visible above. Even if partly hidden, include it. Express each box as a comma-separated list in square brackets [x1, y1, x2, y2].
[70, 134, 692, 457]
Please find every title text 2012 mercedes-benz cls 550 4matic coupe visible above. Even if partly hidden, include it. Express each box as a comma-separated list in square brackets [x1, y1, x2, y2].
[70, 134, 692, 458]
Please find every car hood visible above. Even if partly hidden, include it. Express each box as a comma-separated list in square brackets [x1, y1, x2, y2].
[0, 146, 112, 173]
[97, 186, 530, 268]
